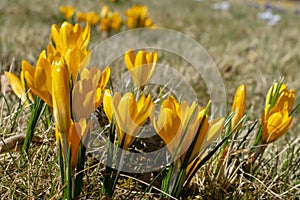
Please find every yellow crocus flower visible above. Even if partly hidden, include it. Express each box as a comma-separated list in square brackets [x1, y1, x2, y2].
[185, 117, 224, 178]
[231, 84, 246, 130]
[125, 5, 153, 29]
[72, 66, 110, 120]
[52, 59, 71, 135]
[262, 83, 295, 144]
[55, 118, 92, 167]
[99, 6, 122, 32]
[51, 21, 90, 56]
[124, 49, 157, 89]
[22, 51, 53, 107]
[261, 105, 292, 144]
[150, 96, 223, 164]
[4, 71, 34, 103]
[110, 13, 122, 31]
[63, 45, 91, 83]
[77, 11, 99, 26]
[99, 18, 110, 32]
[60, 5, 75, 20]
[103, 90, 154, 149]
[68, 118, 92, 167]
[51, 22, 91, 82]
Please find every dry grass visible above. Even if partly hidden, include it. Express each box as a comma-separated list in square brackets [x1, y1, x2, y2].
[0, 0, 299, 199]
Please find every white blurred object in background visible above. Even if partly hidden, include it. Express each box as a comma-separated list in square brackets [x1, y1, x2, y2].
[258, 9, 281, 26]
[212, 1, 230, 11]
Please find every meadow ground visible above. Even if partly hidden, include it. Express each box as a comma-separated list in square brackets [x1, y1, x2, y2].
[0, 0, 299, 199]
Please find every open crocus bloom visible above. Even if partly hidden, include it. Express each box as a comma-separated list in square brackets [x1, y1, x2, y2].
[150, 96, 224, 164]
[103, 90, 154, 149]
[51, 21, 90, 59]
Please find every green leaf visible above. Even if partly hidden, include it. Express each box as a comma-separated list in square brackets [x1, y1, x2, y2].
[21, 96, 46, 158]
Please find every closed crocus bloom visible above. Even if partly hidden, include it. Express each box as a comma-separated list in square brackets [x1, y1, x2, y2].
[231, 84, 246, 130]
[52, 59, 71, 135]
[262, 82, 295, 144]
[22, 51, 53, 107]
[60, 5, 75, 20]
[110, 13, 121, 31]
[103, 90, 154, 149]
[4, 71, 34, 103]
[124, 49, 157, 89]
[181, 107, 209, 164]
[67, 118, 92, 167]
[51, 22, 90, 55]
[99, 18, 110, 32]
[77, 11, 99, 26]
[262, 106, 292, 144]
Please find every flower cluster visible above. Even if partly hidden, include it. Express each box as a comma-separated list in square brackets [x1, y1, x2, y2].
[6, 22, 110, 167]
[60, 4, 154, 34]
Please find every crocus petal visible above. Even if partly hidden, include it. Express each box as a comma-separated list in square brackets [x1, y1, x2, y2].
[154, 108, 181, 155]
[4, 72, 27, 102]
[99, 66, 111, 91]
[263, 108, 292, 144]
[68, 121, 80, 167]
[68, 118, 91, 167]
[101, 5, 110, 18]
[231, 84, 246, 130]
[265, 83, 287, 107]
[124, 50, 135, 71]
[103, 89, 113, 122]
[277, 90, 295, 113]
[52, 61, 71, 134]
[116, 93, 138, 135]
[135, 94, 153, 125]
